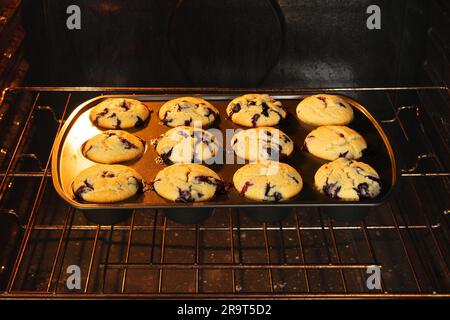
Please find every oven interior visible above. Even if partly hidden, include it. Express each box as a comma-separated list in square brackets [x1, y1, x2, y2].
[0, 0, 448, 298]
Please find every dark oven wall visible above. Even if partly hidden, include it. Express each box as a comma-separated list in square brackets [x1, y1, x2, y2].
[22, 0, 432, 87]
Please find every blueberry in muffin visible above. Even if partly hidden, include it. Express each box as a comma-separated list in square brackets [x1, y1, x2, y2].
[231, 127, 294, 162]
[155, 126, 220, 164]
[296, 94, 353, 126]
[314, 158, 381, 201]
[226, 94, 286, 127]
[72, 164, 144, 203]
[153, 163, 225, 202]
[158, 97, 219, 127]
[303, 125, 366, 161]
[89, 98, 150, 129]
[82, 130, 145, 164]
[233, 161, 303, 201]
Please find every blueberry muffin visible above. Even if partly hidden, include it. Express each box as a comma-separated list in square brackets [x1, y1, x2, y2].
[303, 125, 367, 161]
[89, 98, 150, 129]
[231, 127, 294, 162]
[155, 126, 220, 163]
[82, 130, 145, 164]
[72, 164, 144, 203]
[158, 97, 219, 127]
[314, 158, 381, 201]
[233, 161, 303, 201]
[226, 94, 286, 127]
[153, 163, 225, 202]
[296, 94, 354, 126]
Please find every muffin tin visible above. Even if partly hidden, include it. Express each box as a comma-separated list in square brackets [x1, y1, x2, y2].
[51, 93, 397, 224]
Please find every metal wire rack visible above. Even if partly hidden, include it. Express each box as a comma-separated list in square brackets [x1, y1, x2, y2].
[0, 87, 448, 299]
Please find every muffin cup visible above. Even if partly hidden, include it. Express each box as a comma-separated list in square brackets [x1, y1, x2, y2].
[83, 209, 132, 225]
[322, 206, 371, 221]
[243, 206, 292, 223]
[163, 207, 213, 224]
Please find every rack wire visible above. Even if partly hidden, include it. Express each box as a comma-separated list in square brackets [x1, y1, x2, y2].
[0, 87, 448, 299]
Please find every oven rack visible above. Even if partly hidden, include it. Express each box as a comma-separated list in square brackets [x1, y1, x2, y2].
[0, 86, 448, 299]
